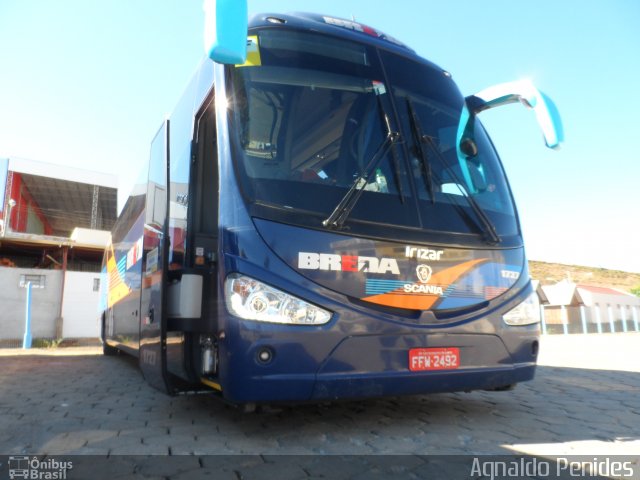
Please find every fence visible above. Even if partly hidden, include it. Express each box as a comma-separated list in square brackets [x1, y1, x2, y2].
[0, 267, 101, 345]
[541, 304, 640, 335]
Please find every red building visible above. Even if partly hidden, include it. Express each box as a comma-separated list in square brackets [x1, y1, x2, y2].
[1, 157, 117, 269]
[0, 157, 118, 343]
[4, 170, 54, 235]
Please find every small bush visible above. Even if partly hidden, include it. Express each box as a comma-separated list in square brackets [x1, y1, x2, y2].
[31, 338, 63, 348]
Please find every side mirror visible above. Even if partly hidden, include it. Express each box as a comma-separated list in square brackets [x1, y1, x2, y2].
[464, 79, 564, 149]
[455, 79, 563, 195]
[203, 0, 248, 64]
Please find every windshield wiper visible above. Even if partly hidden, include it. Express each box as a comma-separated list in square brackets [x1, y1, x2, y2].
[404, 99, 499, 244]
[323, 104, 400, 229]
[420, 134, 501, 245]
[406, 98, 435, 204]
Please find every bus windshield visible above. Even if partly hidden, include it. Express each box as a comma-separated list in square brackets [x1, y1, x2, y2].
[228, 29, 518, 241]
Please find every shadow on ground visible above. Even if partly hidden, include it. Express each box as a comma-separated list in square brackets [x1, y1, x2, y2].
[0, 351, 637, 459]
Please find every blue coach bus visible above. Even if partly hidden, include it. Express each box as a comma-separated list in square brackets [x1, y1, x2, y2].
[101, 3, 562, 407]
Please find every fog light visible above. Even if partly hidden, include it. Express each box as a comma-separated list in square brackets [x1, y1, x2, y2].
[531, 340, 539, 357]
[257, 347, 273, 364]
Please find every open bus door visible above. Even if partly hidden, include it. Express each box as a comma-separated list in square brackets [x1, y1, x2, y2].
[139, 120, 172, 393]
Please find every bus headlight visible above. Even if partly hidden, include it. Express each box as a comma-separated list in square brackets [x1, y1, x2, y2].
[224, 274, 332, 325]
[502, 291, 541, 326]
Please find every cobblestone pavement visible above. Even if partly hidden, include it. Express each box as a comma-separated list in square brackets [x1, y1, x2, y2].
[0, 334, 638, 478]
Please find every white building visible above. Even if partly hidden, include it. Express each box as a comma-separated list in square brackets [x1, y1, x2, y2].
[540, 280, 640, 334]
[0, 157, 117, 345]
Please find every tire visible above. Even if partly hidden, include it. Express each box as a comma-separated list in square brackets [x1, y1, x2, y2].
[486, 383, 517, 392]
[101, 311, 118, 356]
[103, 341, 119, 356]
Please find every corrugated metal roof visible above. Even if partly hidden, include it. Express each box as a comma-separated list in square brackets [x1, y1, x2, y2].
[17, 173, 117, 236]
[8, 157, 117, 188]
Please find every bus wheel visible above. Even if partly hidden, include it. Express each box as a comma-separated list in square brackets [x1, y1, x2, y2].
[101, 312, 118, 356]
[486, 384, 516, 392]
[103, 342, 119, 356]
[240, 403, 257, 413]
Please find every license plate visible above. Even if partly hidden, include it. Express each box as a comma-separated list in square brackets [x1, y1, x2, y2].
[408, 347, 460, 371]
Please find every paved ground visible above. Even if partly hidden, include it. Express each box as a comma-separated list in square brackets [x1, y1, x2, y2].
[0, 334, 638, 477]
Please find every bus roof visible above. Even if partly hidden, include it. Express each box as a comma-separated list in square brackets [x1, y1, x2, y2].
[249, 12, 421, 59]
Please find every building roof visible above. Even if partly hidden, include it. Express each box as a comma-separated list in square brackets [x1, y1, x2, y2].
[532, 279, 550, 305]
[541, 281, 584, 307]
[577, 284, 632, 297]
[3, 157, 118, 236]
[540, 280, 640, 307]
[17, 173, 117, 235]
[1, 158, 116, 270]
[8, 157, 117, 189]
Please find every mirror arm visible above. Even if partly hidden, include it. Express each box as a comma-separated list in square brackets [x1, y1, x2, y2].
[463, 79, 564, 150]
[455, 79, 563, 196]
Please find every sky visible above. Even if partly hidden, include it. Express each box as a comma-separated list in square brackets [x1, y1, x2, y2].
[0, 0, 638, 273]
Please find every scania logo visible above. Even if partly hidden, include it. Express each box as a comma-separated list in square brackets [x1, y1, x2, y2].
[416, 264, 432, 283]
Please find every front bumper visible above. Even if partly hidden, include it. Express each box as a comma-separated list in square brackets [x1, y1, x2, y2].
[218, 331, 539, 403]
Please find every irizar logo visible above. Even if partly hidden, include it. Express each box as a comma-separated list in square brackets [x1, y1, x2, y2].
[298, 252, 400, 275]
[405, 246, 444, 261]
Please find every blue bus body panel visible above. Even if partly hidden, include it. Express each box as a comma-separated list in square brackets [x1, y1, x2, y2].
[201, 34, 540, 402]
[213, 175, 537, 402]
[253, 219, 524, 313]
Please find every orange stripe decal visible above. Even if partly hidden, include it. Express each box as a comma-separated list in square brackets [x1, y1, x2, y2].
[361, 258, 488, 310]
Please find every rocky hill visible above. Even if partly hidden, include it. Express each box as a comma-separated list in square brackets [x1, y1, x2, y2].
[529, 260, 640, 294]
